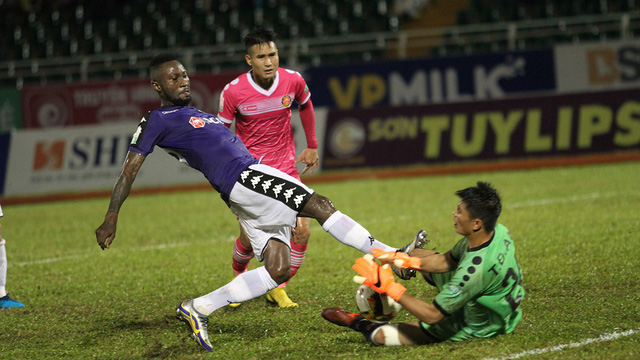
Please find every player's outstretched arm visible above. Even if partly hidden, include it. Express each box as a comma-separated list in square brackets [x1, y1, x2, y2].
[416, 251, 458, 274]
[95, 151, 146, 250]
[371, 248, 457, 275]
[297, 99, 318, 175]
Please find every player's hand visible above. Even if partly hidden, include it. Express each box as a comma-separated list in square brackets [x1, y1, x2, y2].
[296, 148, 319, 175]
[371, 248, 422, 270]
[95, 212, 118, 250]
[352, 254, 406, 301]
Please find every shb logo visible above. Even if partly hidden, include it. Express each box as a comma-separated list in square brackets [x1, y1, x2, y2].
[587, 48, 619, 84]
[587, 45, 640, 85]
[189, 117, 205, 128]
[33, 140, 65, 171]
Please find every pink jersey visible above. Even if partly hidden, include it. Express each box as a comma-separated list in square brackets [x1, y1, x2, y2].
[218, 68, 311, 179]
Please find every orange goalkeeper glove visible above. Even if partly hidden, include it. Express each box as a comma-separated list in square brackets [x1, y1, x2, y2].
[370, 248, 422, 270]
[352, 254, 406, 301]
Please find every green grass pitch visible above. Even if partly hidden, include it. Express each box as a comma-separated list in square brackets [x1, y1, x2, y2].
[1, 161, 639, 359]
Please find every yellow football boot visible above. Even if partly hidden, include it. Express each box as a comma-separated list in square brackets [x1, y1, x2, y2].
[266, 287, 298, 308]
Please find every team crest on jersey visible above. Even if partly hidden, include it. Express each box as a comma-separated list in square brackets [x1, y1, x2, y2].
[281, 94, 293, 108]
[449, 285, 462, 297]
[189, 117, 206, 128]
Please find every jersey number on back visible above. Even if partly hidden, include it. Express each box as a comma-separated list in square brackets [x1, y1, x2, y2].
[501, 267, 523, 311]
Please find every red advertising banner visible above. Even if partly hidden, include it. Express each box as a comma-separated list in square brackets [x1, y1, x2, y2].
[21, 72, 241, 128]
[322, 88, 640, 169]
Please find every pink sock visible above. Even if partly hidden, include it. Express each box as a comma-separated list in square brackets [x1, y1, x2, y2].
[279, 242, 307, 288]
[232, 237, 254, 277]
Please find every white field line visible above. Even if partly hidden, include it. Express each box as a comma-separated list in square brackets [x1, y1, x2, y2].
[508, 191, 632, 209]
[484, 328, 640, 360]
[13, 239, 224, 267]
[14, 191, 637, 267]
[366, 191, 636, 224]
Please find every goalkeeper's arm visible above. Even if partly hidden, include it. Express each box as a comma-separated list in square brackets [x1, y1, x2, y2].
[396, 292, 446, 325]
[412, 249, 458, 274]
[372, 248, 458, 274]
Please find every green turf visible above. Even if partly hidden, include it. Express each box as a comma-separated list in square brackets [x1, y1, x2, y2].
[1, 161, 639, 359]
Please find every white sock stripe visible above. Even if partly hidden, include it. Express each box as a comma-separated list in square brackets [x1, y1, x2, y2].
[233, 253, 254, 261]
[234, 246, 254, 255]
[234, 249, 254, 257]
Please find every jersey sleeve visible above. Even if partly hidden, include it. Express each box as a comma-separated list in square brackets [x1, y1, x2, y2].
[434, 256, 489, 315]
[217, 82, 237, 126]
[433, 238, 482, 315]
[129, 112, 164, 156]
[294, 71, 311, 105]
[448, 237, 468, 262]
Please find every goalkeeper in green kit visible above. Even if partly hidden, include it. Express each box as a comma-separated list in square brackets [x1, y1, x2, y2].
[322, 182, 525, 346]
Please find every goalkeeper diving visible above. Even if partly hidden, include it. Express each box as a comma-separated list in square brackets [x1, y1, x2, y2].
[322, 182, 525, 346]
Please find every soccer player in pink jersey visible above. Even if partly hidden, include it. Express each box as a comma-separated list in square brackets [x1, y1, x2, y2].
[217, 28, 319, 308]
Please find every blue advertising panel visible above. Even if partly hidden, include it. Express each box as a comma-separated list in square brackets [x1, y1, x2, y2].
[304, 49, 556, 109]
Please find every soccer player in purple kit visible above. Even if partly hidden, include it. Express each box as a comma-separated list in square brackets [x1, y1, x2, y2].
[95, 53, 424, 351]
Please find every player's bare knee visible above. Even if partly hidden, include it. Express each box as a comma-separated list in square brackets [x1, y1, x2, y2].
[315, 194, 335, 212]
[267, 267, 291, 285]
[300, 193, 336, 224]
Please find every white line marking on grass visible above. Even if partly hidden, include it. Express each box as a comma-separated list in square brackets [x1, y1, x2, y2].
[509, 191, 634, 209]
[14, 254, 90, 266]
[15, 192, 637, 267]
[484, 328, 640, 360]
[14, 239, 219, 267]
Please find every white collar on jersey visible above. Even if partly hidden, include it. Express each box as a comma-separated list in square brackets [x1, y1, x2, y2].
[246, 69, 280, 96]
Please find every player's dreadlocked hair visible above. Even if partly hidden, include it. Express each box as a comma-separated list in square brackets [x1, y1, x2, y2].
[455, 181, 502, 233]
[149, 53, 181, 81]
[244, 28, 278, 51]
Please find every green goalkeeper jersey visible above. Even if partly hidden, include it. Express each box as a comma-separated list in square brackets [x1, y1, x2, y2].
[432, 223, 524, 338]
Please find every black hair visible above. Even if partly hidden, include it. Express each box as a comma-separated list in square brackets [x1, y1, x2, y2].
[244, 28, 278, 51]
[149, 53, 181, 81]
[455, 181, 502, 233]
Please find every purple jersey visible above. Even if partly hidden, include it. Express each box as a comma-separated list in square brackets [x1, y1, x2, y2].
[129, 105, 258, 202]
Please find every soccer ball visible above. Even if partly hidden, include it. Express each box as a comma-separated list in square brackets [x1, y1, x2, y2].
[355, 284, 402, 322]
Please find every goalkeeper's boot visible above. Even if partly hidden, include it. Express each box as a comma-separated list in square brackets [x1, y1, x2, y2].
[176, 300, 213, 351]
[0, 294, 25, 308]
[393, 230, 429, 280]
[321, 307, 369, 331]
[266, 287, 298, 308]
